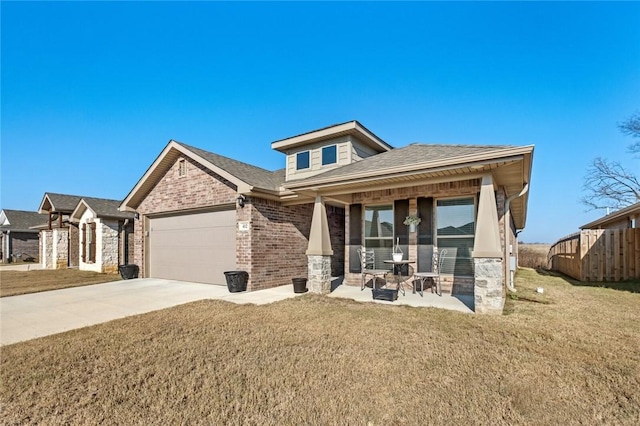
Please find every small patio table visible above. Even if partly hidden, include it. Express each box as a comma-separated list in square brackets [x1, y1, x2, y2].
[383, 260, 415, 296]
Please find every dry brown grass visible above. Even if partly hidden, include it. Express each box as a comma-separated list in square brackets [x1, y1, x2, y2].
[519, 243, 551, 269]
[1, 269, 639, 425]
[0, 269, 122, 297]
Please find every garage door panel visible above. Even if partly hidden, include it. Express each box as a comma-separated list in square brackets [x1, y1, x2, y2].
[149, 210, 236, 285]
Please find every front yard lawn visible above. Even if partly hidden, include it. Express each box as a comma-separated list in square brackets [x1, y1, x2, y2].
[0, 269, 122, 297]
[1, 269, 639, 424]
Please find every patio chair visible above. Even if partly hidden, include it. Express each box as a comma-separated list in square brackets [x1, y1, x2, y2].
[413, 249, 447, 296]
[357, 247, 389, 291]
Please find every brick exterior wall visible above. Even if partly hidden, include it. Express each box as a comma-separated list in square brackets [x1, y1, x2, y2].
[132, 155, 346, 290]
[2, 232, 39, 262]
[133, 156, 239, 278]
[69, 224, 79, 267]
[236, 198, 345, 291]
[345, 179, 482, 295]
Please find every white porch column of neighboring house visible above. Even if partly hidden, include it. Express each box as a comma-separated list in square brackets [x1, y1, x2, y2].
[472, 174, 504, 314]
[306, 195, 333, 294]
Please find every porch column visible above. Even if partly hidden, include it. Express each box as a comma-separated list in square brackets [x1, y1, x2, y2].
[472, 174, 504, 314]
[306, 195, 333, 294]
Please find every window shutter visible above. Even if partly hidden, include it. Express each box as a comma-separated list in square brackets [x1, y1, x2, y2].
[349, 204, 362, 273]
[394, 199, 409, 258]
[90, 223, 97, 262]
[82, 224, 86, 262]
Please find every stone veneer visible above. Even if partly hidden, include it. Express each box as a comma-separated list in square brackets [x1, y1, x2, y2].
[40, 228, 69, 269]
[473, 258, 504, 314]
[308, 255, 332, 293]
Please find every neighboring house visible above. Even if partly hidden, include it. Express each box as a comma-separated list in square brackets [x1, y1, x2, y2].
[120, 121, 534, 314]
[69, 198, 135, 273]
[37, 193, 134, 272]
[549, 202, 640, 281]
[580, 202, 640, 230]
[0, 209, 47, 263]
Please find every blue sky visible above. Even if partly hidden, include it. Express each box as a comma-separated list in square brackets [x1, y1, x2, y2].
[1, 1, 639, 243]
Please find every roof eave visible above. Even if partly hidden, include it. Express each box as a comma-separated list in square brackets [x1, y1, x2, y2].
[120, 141, 253, 212]
[285, 145, 534, 191]
[580, 202, 640, 229]
[271, 121, 392, 153]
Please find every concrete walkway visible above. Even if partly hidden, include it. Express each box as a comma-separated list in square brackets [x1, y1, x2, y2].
[0, 278, 305, 346]
[1, 278, 474, 346]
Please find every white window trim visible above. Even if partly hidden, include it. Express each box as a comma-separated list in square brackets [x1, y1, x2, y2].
[296, 150, 310, 170]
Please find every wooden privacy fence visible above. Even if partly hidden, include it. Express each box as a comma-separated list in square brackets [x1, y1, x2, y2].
[549, 228, 640, 281]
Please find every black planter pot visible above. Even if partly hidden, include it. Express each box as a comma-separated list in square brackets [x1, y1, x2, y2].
[118, 264, 139, 280]
[292, 278, 308, 293]
[224, 271, 249, 292]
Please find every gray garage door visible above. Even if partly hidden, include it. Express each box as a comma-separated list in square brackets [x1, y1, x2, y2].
[148, 209, 236, 285]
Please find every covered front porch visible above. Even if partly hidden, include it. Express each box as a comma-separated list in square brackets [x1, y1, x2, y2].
[299, 173, 512, 314]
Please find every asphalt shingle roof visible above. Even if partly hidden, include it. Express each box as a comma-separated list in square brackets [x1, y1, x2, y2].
[44, 193, 85, 212]
[0, 210, 47, 232]
[177, 142, 286, 191]
[287, 143, 516, 184]
[81, 197, 135, 220]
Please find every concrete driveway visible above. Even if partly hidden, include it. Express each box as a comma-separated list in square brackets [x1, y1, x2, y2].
[0, 278, 303, 346]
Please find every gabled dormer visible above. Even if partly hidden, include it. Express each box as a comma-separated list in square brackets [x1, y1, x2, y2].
[271, 121, 393, 182]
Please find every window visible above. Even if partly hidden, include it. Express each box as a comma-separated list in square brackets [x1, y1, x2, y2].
[178, 159, 187, 177]
[436, 197, 475, 276]
[322, 145, 337, 165]
[296, 151, 310, 170]
[82, 222, 97, 263]
[364, 205, 394, 269]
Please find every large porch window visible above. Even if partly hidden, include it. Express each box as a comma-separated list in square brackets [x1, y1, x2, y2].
[436, 197, 475, 276]
[364, 204, 394, 269]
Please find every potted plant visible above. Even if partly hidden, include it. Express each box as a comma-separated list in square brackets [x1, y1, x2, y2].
[403, 215, 422, 232]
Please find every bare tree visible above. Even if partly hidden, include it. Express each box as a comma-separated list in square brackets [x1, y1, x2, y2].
[619, 112, 640, 154]
[582, 112, 640, 211]
[581, 158, 640, 210]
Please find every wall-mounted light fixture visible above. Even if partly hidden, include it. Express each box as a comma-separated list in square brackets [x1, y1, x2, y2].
[237, 195, 246, 208]
[134, 212, 140, 220]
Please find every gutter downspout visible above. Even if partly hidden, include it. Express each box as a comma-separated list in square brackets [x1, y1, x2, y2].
[505, 184, 529, 292]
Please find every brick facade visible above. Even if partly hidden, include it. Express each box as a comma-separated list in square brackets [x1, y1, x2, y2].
[132, 155, 346, 290]
[1, 231, 39, 262]
[237, 198, 345, 291]
[133, 156, 239, 277]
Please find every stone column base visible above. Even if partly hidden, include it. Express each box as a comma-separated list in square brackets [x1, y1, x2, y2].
[474, 257, 504, 314]
[308, 254, 331, 294]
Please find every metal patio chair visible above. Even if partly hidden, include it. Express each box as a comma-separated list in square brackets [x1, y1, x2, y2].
[414, 249, 447, 296]
[357, 247, 389, 291]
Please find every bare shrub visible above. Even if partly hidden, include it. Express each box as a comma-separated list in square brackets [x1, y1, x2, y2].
[519, 244, 550, 269]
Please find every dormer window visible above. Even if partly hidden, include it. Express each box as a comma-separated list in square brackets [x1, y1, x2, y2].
[296, 151, 310, 170]
[322, 145, 337, 166]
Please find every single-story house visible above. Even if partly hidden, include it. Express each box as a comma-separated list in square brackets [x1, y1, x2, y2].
[580, 202, 640, 230]
[69, 197, 135, 273]
[37, 193, 134, 272]
[120, 121, 534, 314]
[0, 209, 47, 263]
